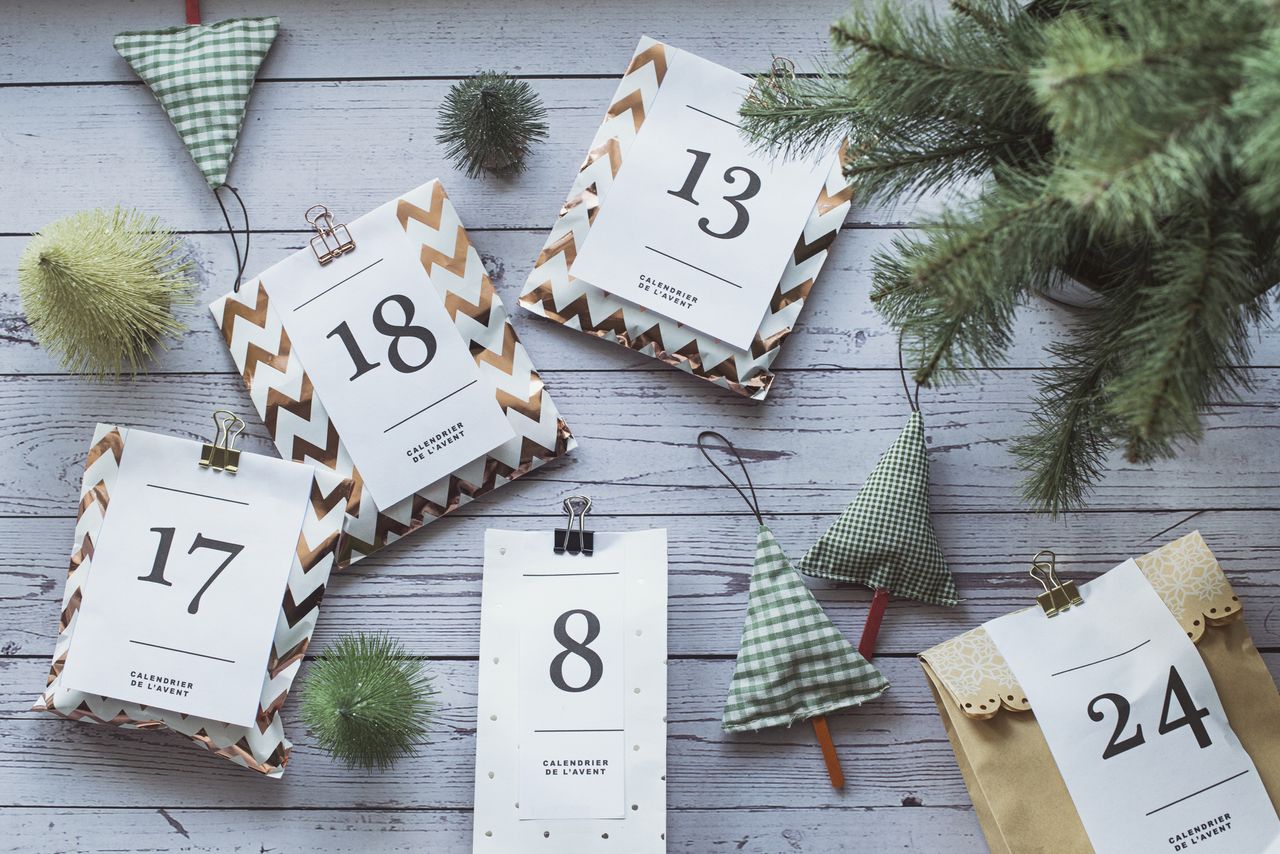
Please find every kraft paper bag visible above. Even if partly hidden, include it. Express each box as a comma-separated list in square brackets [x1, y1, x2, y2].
[920, 532, 1280, 853]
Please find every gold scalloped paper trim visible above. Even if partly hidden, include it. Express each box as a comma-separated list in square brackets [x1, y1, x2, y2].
[921, 531, 1242, 720]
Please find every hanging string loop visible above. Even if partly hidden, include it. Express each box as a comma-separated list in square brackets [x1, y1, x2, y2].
[214, 184, 251, 292]
[696, 430, 764, 525]
[897, 329, 921, 413]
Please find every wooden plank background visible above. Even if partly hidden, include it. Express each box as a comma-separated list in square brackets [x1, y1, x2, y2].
[1, 1, 1277, 851]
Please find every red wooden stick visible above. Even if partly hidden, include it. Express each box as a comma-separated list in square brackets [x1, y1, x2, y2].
[811, 716, 844, 789]
[185, 0, 201, 25]
[858, 587, 891, 659]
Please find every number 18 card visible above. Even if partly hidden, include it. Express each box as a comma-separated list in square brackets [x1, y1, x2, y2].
[213, 181, 575, 565]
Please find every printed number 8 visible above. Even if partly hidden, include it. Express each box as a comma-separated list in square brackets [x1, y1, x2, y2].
[326, 293, 438, 381]
[549, 609, 604, 693]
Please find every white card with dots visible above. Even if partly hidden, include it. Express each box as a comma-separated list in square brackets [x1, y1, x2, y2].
[474, 528, 668, 852]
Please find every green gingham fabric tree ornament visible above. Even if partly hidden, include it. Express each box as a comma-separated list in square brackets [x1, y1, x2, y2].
[797, 354, 956, 660]
[699, 432, 889, 790]
[113, 6, 278, 289]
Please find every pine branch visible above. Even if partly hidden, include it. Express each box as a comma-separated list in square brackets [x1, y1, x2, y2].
[1105, 205, 1261, 461]
[871, 169, 1076, 384]
[1233, 27, 1280, 214]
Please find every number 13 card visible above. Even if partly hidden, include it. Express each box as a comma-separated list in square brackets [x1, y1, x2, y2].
[521, 38, 852, 399]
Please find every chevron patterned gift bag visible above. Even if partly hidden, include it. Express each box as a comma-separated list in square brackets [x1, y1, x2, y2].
[33, 420, 351, 776]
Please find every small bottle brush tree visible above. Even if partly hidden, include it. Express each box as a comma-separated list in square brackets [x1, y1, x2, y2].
[740, 0, 1280, 514]
[436, 72, 549, 178]
[18, 208, 193, 378]
[300, 633, 437, 770]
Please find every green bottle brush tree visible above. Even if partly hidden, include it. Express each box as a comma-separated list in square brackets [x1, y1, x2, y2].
[301, 633, 438, 770]
[740, 0, 1280, 514]
[437, 72, 549, 178]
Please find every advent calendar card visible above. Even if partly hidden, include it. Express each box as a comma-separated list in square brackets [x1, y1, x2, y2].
[249, 193, 515, 510]
[521, 38, 852, 399]
[213, 181, 575, 565]
[570, 49, 835, 351]
[984, 560, 1280, 854]
[59, 429, 312, 728]
[474, 528, 667, 852]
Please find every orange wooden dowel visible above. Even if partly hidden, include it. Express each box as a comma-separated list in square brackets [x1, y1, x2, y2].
[858, 587, 892, 660]
[811, 715, 844, 789]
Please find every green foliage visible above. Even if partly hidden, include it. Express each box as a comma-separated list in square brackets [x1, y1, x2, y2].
[436, 72, 549, 178]
[17, 208, 193, 378]
[741, 0, 1280, 514]
[300, 633, 437, 771]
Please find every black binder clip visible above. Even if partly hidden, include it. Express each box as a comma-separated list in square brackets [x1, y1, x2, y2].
[1030, 549, 1083, 617]
[306, 204, 356, 265]
[199, 409, 245, 474]
[554, 495, 594, 556]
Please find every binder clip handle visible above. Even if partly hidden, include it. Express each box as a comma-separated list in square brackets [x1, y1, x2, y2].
[554, 495, 594, 556]
[200, 409, 245, 474]
[306, 203, 356, 265]
[1029, 549, 1083, 617]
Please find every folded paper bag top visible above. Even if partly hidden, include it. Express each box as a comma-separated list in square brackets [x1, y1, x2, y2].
[918, 531, 1280, 854]
[922, 531, 1242, 719]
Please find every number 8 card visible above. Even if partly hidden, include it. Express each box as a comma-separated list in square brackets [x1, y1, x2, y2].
[474, 527, 668, 851]
[212, 180, 575, 565]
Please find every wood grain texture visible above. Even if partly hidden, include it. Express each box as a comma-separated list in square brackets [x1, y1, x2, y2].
[0, 78, 959, 234]
[4, 512, 1279, 660]
[0, 807, 988, 853]
[0, 370, 1276, 519]
[0, 0, 867, 84]
[3, 231, 1277, 374]
[2, 1, 1279, 850]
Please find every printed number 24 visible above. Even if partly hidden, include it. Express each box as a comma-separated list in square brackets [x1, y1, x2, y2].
[1087, 665, 1212, 759]
[668, 149, 761, 240]
[137, 527, 244, 615]
[326, 293, 437, 382]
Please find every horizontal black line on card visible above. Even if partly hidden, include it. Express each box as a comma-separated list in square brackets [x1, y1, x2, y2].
[644, 245, 741, 289]
[533, 729, 624, 733]
[1145, 770, 1250, 816]
[146, 484, 249, 507]
[384, 380, 477, 433]
[1050, 639, 1151, 677]
[685, 104, 741, 129]
[523, 572, 621, 577]
[129, 639, 235, 664]
[293, 257, 384, 311]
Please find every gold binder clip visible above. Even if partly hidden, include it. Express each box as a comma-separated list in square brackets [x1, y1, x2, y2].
[1029, 549, 1083, 617]
[306, 204, 355, 265]
[200, 409, 245, 474]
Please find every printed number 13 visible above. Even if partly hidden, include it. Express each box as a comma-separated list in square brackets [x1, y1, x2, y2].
[667, 148, 761, 240]
[138, 527, 244, 615]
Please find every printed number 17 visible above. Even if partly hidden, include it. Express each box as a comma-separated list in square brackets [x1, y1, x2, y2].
[138, 527, 245, 615]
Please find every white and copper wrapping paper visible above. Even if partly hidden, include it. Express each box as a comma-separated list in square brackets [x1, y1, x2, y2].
[518, 37, 853, 400]
[32, 424, 352, 777]
[212, 180, 576, 565]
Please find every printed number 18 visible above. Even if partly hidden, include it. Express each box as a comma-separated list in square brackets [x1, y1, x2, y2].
[326, 293, 437, 381]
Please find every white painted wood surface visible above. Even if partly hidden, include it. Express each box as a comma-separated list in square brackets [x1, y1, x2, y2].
[1, 2, 1277, 851]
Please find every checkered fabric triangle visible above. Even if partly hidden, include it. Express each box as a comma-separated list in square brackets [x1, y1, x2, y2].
[797, 411, 956, 606]
[114, 17, 279, 189]
[722, 524, 890, 732]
